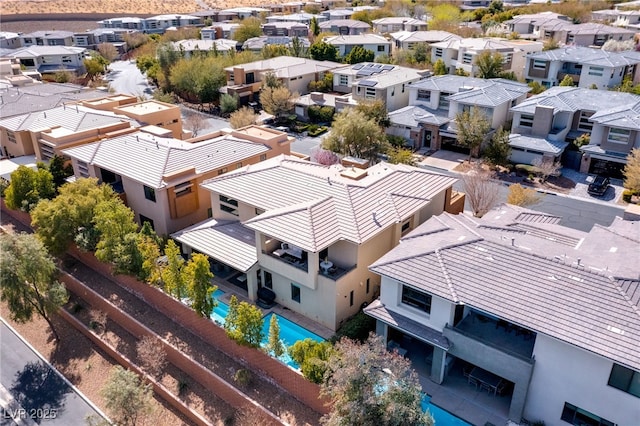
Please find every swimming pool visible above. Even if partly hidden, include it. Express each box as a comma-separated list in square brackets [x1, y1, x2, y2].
[260, 312, 325, 368]
[210, 289, 229, 325]
[422, 394, 471, 426]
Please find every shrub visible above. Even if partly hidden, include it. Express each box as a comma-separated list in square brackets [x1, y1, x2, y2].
[622, 189, 635, 203]
[331, 311, 376, 343]
[308, 125, 328, 137]
[308, 105, 335, 123]
[136, 335, 168, 379]
[233, 369, 253, 387]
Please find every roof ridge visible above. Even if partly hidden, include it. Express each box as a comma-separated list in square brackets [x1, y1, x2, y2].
[610, 277, 640, 318]
[592, 222, 640, 243]
[306, 196, 336, 252]
[344, 184, 364, 241]
[435, 248, 459, 303]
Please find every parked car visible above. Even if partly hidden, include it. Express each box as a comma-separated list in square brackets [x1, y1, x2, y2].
[587, 175, 610, 196]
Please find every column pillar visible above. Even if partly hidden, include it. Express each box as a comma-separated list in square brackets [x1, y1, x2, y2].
[430, 346, 447, 384]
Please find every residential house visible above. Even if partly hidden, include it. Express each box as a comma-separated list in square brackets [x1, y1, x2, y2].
[142, 14, 203, 34]
[73, 29, 135, 55]
[319, 19, 371, 36]
[509, 86, 640, 172]
[390, 31, 461, 51]
[62, 125, 292, 235]
[431, 37, 543, 79]
[365, 204, 640, 425]
[350, 65, 430, 112]
[513, 16, 636, 46]
[565, 23, 636, 47]
[172, 155, 462, 331]
[281, 2, 304, 14]
[0, 32, 22, 49]
[20, 31, 75, 47]
[242, 36, 310, 54]
[388, 76, 530, 151]
[262, 22, 309, 37]
[524, 46, 640, 89]
[503, 11, 571, 39]
[457, 0, 491, 10]
[97, 17, 146, 31]
[592, 9, 640, 30]
[1, 46, 86, 76]
[201, 23, 240, 40]
[172, 39, 238, 57]
[265, 13, 327, 25]
[324, 34, 391, 59]
[223, 56, 342, 102]
[220, 7, 269, 20]
[320, 9, 353, 21]
[0, 103, 137, 159]
[371, 17, 428, 34]
[293, 91, 357, 121]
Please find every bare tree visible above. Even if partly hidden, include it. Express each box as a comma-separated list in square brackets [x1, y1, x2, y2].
[136, 335, 167, 379]
[461, 166, 501, 217]
[624, 148, 640, 193]
[184, 112, 206, 137]
[97, 43, 119, 62]
[229, 107, 257, 129]
[532, 158, 561, 182]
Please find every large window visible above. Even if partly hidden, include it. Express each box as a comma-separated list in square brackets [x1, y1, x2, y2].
[219, 194, 239, 216]
[264, 271, 273, 289]
[532, 59, 547, 70]
[417, 90, 431, 102]
[560, 402, 614, 426]
[434, 48, 443, 58]
[577, 111, 594, 133]
[6, 130, 16, 144]
[365, 87, 376, 99]
[291, 283, 301, 303]
[174, 181, 192, 197]
[144, 185, 156, 202]
[401, 285, 431, 313]
[519, 114, 534, 128]
[462, 53, 473, 64]
[439, 92, 452, 109]
[588, 66, 604, 77]
[608, 127, 631, 144]
[339, 75, 348, 86]
[608, 363, 640, 398]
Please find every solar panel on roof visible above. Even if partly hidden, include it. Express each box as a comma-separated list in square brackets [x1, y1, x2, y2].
[382, 65, 394, 71]
[356, 70, 373, 77]
[358, 80, 377, 87]
[352, 64, 364, 69]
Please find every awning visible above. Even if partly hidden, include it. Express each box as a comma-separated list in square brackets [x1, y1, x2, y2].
[172, 219, 258, 272]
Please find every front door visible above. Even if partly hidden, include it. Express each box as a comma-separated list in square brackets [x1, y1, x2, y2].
[423, 130, 432, 148]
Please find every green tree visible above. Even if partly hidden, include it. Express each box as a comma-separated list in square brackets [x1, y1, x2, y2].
[412, 43, 429, 64]
[322, 109, 389, 164]
[169, 56, 227, 104]
[260, 86, 297, 120]
[161, 240, 187, 299]
[308, 72, 333, 92]
[428, 3, 460, 32]
[4, 165, 55, 212]
[48, 154, 73, 190]
[309, 41, 339, 62]
[289, 36, 307, 58]
[433, 58, 447, 76]
[101, 366, 153, 426]
[483, 127, 511, 167]
[229, 106, 258, 129]
[475, 51, 504, 79]
[344, 46, 374, 64]
[310, 17, 320, 38]
[224, 295, 264, 348]
[322, 334, 433, 426]
[355, 99, 390, 128]
[84, 57, 106, 79]
[266, 314, 285, 358]
[624, 148, 640, 193]
[184, 253, 216, 318]
[93, 198, 138, 266]
[31, 178, 116, 255]
[386, 147, 416, 166]
[559, 74, 575, 87]
[455, 106, 492, 162]
[137, 233, 162, 284]
[0, 233, 68, 341]
[261, 44, 291, 59]
[234, 17, 263, 44]
[528, 81, 546, 95]
[289, 338, 333, 383]
[219, 93, 239, 114]
[262, 71, 282, 89]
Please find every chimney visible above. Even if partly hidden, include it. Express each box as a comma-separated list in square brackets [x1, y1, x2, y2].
[511, 237, 515, 246]
[310, 92, 324, 102]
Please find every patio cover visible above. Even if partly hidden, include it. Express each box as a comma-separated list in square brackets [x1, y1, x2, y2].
[172, 219, 258, 272]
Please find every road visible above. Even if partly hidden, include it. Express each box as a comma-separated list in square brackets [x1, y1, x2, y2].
[104, 60, 153, 97]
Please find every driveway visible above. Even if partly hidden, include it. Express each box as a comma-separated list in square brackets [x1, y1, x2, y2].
[104, 60, 153, 97]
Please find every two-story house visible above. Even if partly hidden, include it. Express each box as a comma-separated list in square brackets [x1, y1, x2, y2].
[388, 76, 530, 152]
[262, 22, 309, 37]
[172, 155, 462, 331]
[503, 11, 570, 38]
[242, 36, 311, 54]
[20, 31, 75, 47]
[509, 86, 640, 170]
[172, 39, 238, 57]
[0, 32, 22, 49]
[97, 17, 146, 31]
[365, 204, 639, 426]
[524, 46, 640, 89]
[201, 23, 241, 40]
[318, 19, 371, 35]
[371, 17, 428, 34]
[1, 45, 86, 77]
[62, 125, 292, 236]
[223, 56, 342, 102]
[320, 9, 353, 21]
[265, 13, 327, 26]
[142, 14, 203, 34]
[390, 31, 461, 51]
[592, 8, 640, 29]
[324, 34, 391, 59]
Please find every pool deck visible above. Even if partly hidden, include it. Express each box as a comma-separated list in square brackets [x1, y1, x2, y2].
[211, 277, 335, 340]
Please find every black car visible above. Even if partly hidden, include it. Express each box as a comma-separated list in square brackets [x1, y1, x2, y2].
[587, 175, 610, 196]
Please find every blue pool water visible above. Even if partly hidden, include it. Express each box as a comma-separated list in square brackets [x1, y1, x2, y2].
[260, 312, 325, 368]
[422, 394, 471, 426]
[210, 289, 229, 325]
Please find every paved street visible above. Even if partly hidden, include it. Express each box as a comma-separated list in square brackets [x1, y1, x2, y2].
[104, 60, 152, 97]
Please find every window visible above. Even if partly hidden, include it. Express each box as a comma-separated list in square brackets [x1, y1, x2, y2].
[255, 207, 265, 215]
[365, 87, 376, 100]
[77, 160, 89, 178]
[608, 364, 640, 398]
[401, 219, 411, 234]
[246, 72, 255, 84]
[39, 143, 55, 162]
[519, 114, 534, 128]
[220, 194, 239, 216]
[260, 154, 267, 161]
[339, 75, 348, 86]
[366, 278, 370, 294]
[291, 283, 301, 303]
[6, 130, 16, 144]
[462, 53, 473, 64]
[139, 214, 154, 230]
[228, 73, 234, 82]
[577, 111, 594, 133]
[218, 167, 227, 175]
[401, 285, 431, 313]
[350, 290, 354, 306]
[417, 90, 431, 102]
[434, 48, 443, 58]
[207, 207, 212, 218]
[439, 92, 452, 109]
[264, 271, 273, 289]
[560, 402, 614, 426]
[62, 55, 72, 63]
[144, 185, 156, 202]
[377, 45, 385, 52]
[532, 59, 547, 70]
[608, 127, 631, 144]
[174, 181, 192, 197]
[588, 66, 604, 77]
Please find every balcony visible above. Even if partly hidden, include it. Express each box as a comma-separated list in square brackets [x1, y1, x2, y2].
[263, 248, 308, 272]
[318, 260, 357, 281]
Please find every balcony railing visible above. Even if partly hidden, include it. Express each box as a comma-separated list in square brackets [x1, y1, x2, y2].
[262, 249, 308, 272]
[318, 263, 357, 281]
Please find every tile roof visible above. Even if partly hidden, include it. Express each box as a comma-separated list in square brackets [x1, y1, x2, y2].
[62, 131, 271, 188]
[508, 134, 569, 155]
[0, 84, 106, 118]
[2, 46, 85, 58]
[224, 56, 341, 76]
[389, 105, 450, 127]
[510, 86, 640, 115]
[589, 101, 640, 129]
[527, 46, 640, 67]
[370, 205, 640, 371]
[172, 219, 257, 272]
[0, 105, 134, 132]
[429, 37, 514, 51]
[202, 155, 457, 252]
[319, 19, 370, 29]
[390, 30, 461, 44]
[371, 17, 427, 26]
[325, 34, 390, 46]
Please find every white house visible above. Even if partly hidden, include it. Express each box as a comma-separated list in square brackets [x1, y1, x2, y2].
[0, 45, 86, 75]
[371, 17, 428, 33]
[390, 31, 461, 51]
[324, 34, 391, 59]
